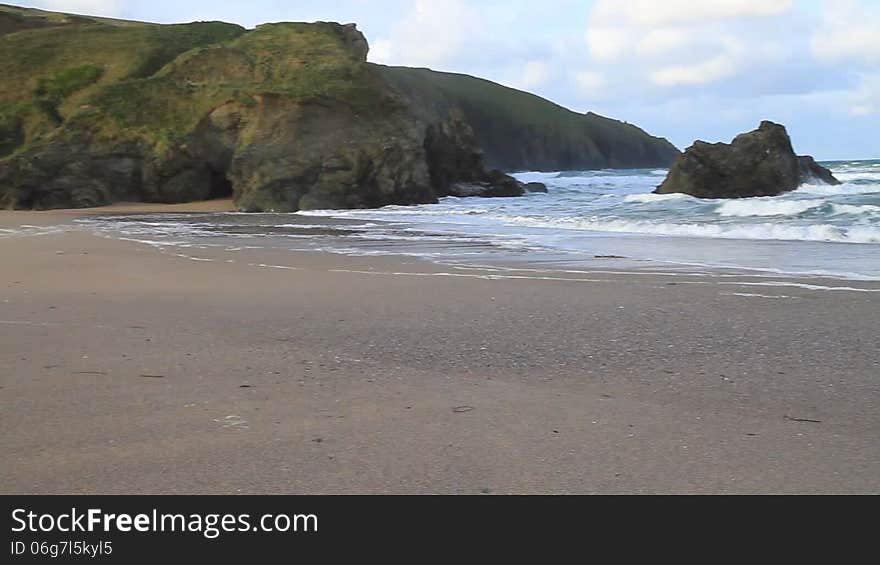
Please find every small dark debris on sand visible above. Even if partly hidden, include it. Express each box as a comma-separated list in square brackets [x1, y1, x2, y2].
[74, 371, 107, 375]
[138, 374, 165, 379]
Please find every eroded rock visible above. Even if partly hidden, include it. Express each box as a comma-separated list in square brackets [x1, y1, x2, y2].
[655, 121, 839, 198]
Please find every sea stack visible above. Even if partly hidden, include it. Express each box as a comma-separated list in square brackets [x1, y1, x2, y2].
[655, 121, 840, 198]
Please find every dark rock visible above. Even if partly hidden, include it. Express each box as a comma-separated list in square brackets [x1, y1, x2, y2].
[339, 23, 369, 62]
[798, 155, 841, 186]
[655, 121, 840, 198]
[523, 182, 548, 193]
[448, 170, 526, 198]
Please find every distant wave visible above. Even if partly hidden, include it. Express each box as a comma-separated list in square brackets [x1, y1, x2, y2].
[829, 204, 880, 216]
[716, 199, 820, 217]
[833, 171, 880, 182]
[493, 215, 880, 244]
[796, 182, 880, 196]
[624, 193, 690, 203]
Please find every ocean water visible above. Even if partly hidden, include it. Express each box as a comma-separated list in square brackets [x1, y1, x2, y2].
[76, 159, 880, 280]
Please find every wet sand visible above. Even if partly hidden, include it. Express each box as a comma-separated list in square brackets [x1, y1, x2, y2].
[1, 207, 878, 493]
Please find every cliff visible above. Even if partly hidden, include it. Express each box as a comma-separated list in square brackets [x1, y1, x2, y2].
[378, 66, 679, 171]
[0, 4, 678, 211]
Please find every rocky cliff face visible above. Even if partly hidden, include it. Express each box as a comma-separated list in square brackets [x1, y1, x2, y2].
[655, 121, 839, 198]
[0, 12, 529, 211]
[0, 5, 677, 211]
[378, 67, 680, 172]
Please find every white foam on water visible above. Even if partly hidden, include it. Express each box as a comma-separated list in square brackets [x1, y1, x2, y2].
[494, 215, 880, 243]
[721, 281, 880, 293]
[722, 292, 797, 299]
[829, 204, 880, 216]
[833, 171, 880, 182]
[795, 182, 880, 196]
[326, 268, 610, 284]
[511, 171, 562, 183]
[0, 225, 68, 238]
[624, 193, 691, 203]
[716, 199, 820, 217]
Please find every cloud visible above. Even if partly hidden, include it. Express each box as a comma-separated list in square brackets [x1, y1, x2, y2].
[584, 0, 796, 92]
[367, 0, 478, 68]
[586, 27, 629, 61]
[591, 0, 793, 28]
[650, 53, 740, 87]
[848, 74, 880, 116]
[29, 1, 125, 17]
[573, 70, 606, 92]
[516, 61, 551, 90]
[810, 0, 880, 65]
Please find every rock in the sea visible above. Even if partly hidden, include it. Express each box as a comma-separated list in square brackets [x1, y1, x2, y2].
[448, 169, 533, 198]
[447, 173, 548, 198]
[523, 182, 548, 193]
[655, 121, 839, 198]
[798, 155, 841, 186]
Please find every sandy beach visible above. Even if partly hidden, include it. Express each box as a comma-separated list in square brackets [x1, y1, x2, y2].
[1, 206, 878, 494]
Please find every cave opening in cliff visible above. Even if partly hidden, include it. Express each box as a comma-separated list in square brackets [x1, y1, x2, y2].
[208, 167, 233, 199]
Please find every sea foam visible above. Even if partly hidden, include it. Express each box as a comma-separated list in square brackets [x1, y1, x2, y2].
[716, 199, 820, 217]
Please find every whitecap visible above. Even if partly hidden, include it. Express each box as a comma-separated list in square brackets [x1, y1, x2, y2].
[492, 215, 880, 243]
[624, 193, 690, 204]
[796, 182, 880, 196]
[829, 204, 880, 216]
[716, 199, 820, 217]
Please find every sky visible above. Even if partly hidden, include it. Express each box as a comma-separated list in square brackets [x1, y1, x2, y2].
[21, 0, 880, 159]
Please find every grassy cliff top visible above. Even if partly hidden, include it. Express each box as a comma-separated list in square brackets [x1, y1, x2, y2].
[0, 4, 248, 155]
[0, 4, 386, 157]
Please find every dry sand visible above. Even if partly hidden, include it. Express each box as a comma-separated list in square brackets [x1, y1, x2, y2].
[1, 207, 878, 493]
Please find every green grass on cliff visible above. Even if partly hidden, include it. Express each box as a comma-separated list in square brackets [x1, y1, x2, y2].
[0, 4, 386, 157]
[0, 5, 245, 155]
[0, 3, 674, 171]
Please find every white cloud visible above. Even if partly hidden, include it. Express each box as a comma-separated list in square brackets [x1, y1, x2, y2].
[30, 1, 124, 17]
[591, 0, 793, 28]
[516, 61, 551, 90]
[635, 28, 692, 58]
[573, 70, 606, 92]
[587, 27, 629, 61]
[650, 53, 740, 86]
[811, 0, 880, 65]
[585, 0, 793, 90]
[367, 0, 478, 68]
[369, 39, 393, 62]
[848, 74, 880, 115]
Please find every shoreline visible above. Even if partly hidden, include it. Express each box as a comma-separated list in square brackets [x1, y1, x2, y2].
[0, 200, 237, 227]
[1, 209, 878, 493]
[3, 203, 879, 286]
